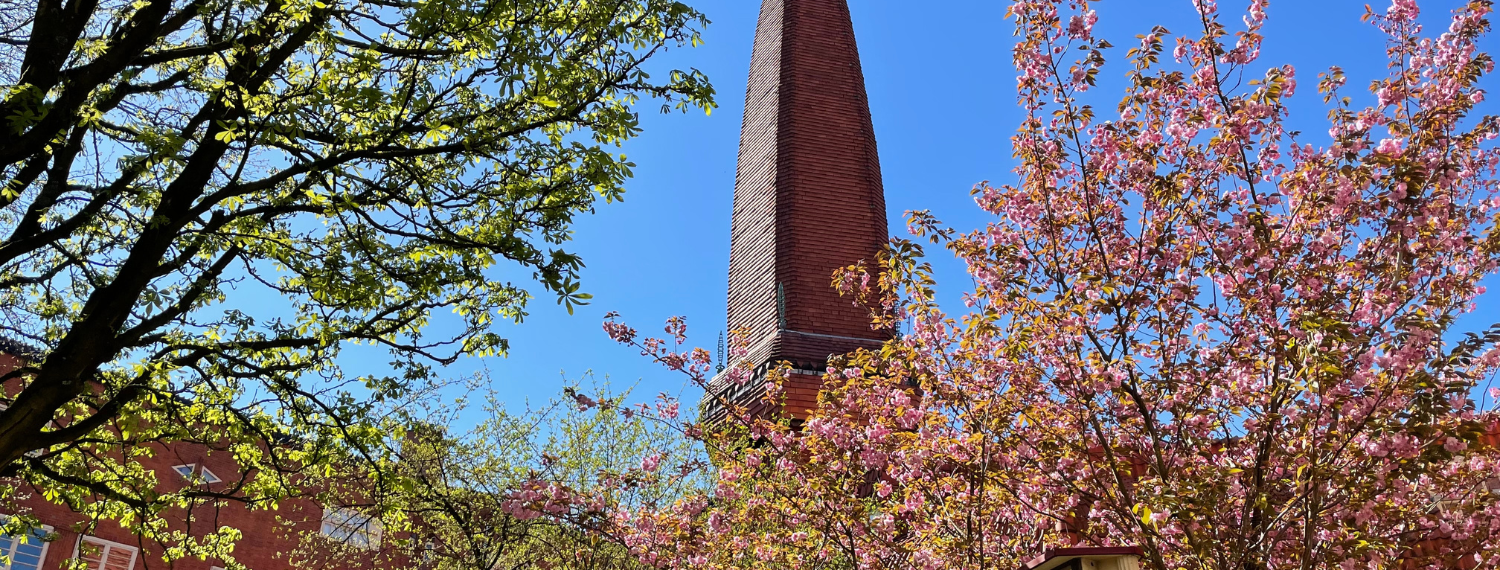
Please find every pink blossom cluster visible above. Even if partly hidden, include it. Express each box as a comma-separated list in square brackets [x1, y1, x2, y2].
[501, 481, 586, 521]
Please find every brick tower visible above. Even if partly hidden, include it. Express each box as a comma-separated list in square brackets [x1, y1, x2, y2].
[704, 0, 889, 423]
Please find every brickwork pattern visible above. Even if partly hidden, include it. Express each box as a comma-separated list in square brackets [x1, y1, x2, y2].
[726, 0, 785, 353]
[773, 0, 887, 347]
[0, 352, 389, 570]
[716, 0, 891, 423]
[725, 0, 889, 369]
[701, 369, 830, 426]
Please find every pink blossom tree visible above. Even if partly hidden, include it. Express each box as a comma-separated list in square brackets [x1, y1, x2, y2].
[603, 0, 1500, 569]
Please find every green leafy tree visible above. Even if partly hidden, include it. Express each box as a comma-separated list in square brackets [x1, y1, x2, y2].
[302, 375, 707, 570]
[0, 0, 711, 558]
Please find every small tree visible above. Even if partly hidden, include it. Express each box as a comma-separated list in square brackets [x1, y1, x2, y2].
[308, 375, 709, 570]
[608, 1, 1500, 569]
[0, 0, 712, 559]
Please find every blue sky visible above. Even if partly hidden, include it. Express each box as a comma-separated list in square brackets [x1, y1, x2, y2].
[342, 0, 1499, 415]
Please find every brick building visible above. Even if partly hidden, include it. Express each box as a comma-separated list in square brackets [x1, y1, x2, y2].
[0, 345, 387, 570]
[702, 0, 894, 424]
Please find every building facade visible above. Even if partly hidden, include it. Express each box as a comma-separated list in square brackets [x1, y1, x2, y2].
[0, 347, 386, 570]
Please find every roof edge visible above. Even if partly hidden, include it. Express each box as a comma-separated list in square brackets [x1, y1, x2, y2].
[0, 336, 43, 360]
[1024, 546, 1144, 570]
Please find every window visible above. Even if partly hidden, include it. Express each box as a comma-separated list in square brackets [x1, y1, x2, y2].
[320, 507, 381, 549]
[76, 537, 136, 570]
[170, 464, 221, 484]
[0, 525, 49, 570]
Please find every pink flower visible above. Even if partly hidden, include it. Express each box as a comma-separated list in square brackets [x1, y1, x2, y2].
[1387, 0, 1420, 22]
[1375, 138, 1404, 155]
[640, 453, 664, 472]
[1067, 10, 1098, 40]
[602, 316, 637, 344]
[708, 512, 728, 534]
[1150, 509, 1171, 524]
[656, 399, 679, 420]
[1377, 85, 1402, 107]
[1355, 505, 1375, 525]
[665, 316, 688, 344]
[904, 492, 924, 513]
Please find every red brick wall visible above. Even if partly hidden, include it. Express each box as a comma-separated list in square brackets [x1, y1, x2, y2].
[779, 371, 824, 419]
[701, 370, 826, 427]
[0, 352, 28, 387]
[717, 0, 891, 422]
[14, 447, 339, 570]
[726, 0, 786, 356]
[0, 351, 389, 570]
[725, 0, 889, 372]
[774, 0, 887, 345]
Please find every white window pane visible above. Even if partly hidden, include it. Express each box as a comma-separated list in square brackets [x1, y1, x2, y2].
[320, 507, 380, 549]
[0, 533, 13, 566]
[10, 528, 47, 570]
[103, 546, 133, 570]
[78, 542, 103, 570]
[0, 517, 50, 570]
[79, 537, 136, 570]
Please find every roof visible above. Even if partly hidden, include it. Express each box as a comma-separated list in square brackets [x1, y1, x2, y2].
[1023, 546, 1144, 570]
[0, 335, 41, 359]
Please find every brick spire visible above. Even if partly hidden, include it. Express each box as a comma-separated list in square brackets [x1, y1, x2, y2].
[709, 0, 889, 421]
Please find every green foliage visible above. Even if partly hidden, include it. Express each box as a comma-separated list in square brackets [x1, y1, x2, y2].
[306, 374, 707, 570]
[0, 0, 711, 562]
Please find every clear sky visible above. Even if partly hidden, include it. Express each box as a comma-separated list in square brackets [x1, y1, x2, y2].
[334, 0, 1500, 416]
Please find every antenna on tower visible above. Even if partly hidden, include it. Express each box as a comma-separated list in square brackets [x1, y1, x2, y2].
[716, 331, 726, 373]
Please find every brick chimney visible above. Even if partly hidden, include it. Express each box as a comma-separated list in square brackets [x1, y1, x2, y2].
[707, 0, 889, 422]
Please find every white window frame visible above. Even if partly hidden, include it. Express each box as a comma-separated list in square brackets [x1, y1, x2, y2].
[170, 464, 222, 485]
[319, 506, 382, 550]
[74, 536, 138, 570]
[0, 518, 52, 570]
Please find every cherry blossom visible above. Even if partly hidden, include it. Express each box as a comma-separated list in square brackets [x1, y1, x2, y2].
[601, 1, 1500, 569]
